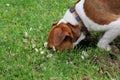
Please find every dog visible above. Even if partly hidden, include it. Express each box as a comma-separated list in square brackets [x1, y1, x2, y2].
[47, 0, 120, 51]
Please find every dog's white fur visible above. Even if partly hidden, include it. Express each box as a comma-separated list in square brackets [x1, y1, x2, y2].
[58, 0, 120, 51]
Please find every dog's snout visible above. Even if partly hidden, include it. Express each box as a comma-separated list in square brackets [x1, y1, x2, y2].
[47, 45, 56, 51]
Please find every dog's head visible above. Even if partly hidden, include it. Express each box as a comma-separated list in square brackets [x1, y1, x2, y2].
[47, 22, 86, 51]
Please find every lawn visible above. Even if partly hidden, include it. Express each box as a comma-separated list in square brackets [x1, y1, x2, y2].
[0, 0, 120, 80]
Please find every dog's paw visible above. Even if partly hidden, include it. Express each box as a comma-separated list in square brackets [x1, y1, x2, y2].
[97, 43, 111, 51]
[106, 45, 112, 51]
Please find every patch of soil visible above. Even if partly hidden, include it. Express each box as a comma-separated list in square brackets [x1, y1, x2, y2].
[91, 53, 120, 78]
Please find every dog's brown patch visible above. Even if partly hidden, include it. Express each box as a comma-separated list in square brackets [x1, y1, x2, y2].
[84, 0, 120, 25]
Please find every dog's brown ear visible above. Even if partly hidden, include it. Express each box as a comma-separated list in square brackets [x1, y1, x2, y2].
[54, 28, 66, 46]
[54, 28, 73, 46]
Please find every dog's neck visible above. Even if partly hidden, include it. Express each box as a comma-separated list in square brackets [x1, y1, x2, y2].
[58, 7, 89, 36]
[58, 9, 80, 26]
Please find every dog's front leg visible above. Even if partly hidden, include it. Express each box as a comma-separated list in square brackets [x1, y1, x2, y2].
[97, 29, 120, 51]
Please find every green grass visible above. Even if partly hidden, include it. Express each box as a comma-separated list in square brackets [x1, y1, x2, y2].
[0, 0, 120, 80]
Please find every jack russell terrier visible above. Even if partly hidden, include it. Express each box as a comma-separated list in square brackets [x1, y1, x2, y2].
[47, 0, 120, 51]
